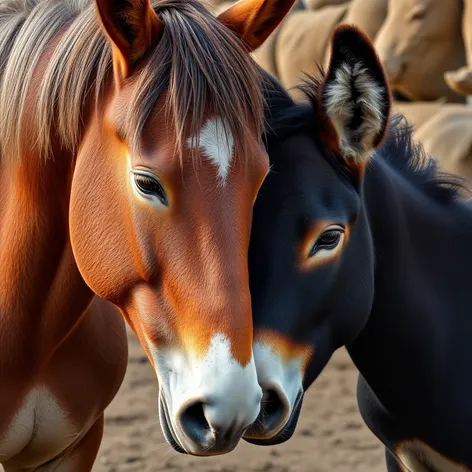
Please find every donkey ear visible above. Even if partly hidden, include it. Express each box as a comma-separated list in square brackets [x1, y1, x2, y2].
[320, 24, 391, 167]
[95, 0, 163, 80]
[217, 0, 296, 52]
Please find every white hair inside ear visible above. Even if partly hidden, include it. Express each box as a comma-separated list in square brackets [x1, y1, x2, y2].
[320, 25, 390, 166]
[324, 62, 385, 164]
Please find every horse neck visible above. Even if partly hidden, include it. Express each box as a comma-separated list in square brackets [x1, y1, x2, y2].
[0, 88, 94, 380]
[346, 158, 472, 410]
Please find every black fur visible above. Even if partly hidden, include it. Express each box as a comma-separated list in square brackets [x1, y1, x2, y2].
[251, 54, 472, 470]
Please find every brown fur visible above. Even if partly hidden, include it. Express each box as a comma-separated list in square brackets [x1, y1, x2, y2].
[0, 0, 265, 163]
[254, 330, 313, 372]
[212, 0, 304, 79]
[219, 0, 297, 52]
[0, 0, 290, 465]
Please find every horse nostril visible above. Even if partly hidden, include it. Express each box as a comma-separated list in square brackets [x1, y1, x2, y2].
[177, 392, 261, 453]
[178, 401, 213, 447]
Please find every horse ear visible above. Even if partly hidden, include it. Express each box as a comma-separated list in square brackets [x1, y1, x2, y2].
[95, 0, 163, 81]
[217, 0, 296, 52]
[319, 24, 391, 168]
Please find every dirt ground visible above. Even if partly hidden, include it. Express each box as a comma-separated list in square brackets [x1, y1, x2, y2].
[94, 327, 385, 472]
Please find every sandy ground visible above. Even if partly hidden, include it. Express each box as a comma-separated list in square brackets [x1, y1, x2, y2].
[94, 328, 385, 472]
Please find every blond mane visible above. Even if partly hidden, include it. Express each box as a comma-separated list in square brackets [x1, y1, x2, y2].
[0, 0, 264, 162]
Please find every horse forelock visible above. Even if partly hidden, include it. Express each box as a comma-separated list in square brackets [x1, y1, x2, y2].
[0, 0, 264, 165]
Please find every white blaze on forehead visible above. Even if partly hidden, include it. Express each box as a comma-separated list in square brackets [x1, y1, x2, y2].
[145, 333, 261, 439]
[187, 117, 234, 181]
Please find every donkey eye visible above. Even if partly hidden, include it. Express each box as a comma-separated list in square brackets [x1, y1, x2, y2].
[309, 228, 344, 258]
[134, 173, 168, 206]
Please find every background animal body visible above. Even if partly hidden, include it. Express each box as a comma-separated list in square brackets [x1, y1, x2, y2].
[208, 0, 472, 182]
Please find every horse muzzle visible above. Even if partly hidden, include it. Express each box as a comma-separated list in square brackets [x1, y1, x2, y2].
[152, 335, 262, 455]
[159, 387, 262, 455]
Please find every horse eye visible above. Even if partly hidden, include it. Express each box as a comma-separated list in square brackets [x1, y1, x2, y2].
[309, 229, 344, 257]
[134, 174, 168, 206]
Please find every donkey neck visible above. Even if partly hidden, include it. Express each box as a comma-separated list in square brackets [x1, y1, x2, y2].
[347, 157, 472, 416]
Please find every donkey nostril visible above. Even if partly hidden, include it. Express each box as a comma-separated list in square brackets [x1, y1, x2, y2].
[262, 389, 284, 417]
[259, 388, 289, 433]
[179, 401, 213, 446]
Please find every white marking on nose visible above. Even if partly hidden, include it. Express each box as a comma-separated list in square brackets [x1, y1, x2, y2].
[253, 342, 304, 415]
[145, 333, 261, 449]
[187, 117, 234, 181]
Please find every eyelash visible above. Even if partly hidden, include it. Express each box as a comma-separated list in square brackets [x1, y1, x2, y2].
[133, 173, 168, 206]
[308, 228, 344, 258]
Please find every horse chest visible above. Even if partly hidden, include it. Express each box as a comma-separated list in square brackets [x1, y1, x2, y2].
[396, 441, 471, 472]
[0, 387, 79, 467]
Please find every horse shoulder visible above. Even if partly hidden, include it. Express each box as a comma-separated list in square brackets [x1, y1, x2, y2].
[0, 299, 127, 469]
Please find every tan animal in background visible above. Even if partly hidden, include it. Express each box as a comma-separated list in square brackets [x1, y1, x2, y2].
[445, 0, 472, 96]
[375, 0, 465, 103]
[393, 101, 447, 131]
[212, 0, 472, 183]
[371, 101, 472, 183]
[210, 0, 304, 79]
[413, 107, 472, 181]
[254, 0, 387, 93]
[344, 0, 388, 40]
[300, 0, 347, 9]
[212, 0, 387, 91]
[276, 4, 348, 93]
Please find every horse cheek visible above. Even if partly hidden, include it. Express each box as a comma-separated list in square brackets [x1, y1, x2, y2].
[69, 134, 134, 303]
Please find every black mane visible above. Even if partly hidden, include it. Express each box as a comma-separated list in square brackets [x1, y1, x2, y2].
[262, 72, 469, 204]
[262, 73, 315, 143]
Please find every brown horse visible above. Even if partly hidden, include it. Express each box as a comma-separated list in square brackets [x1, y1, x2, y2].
[0, 0, 294, 468]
